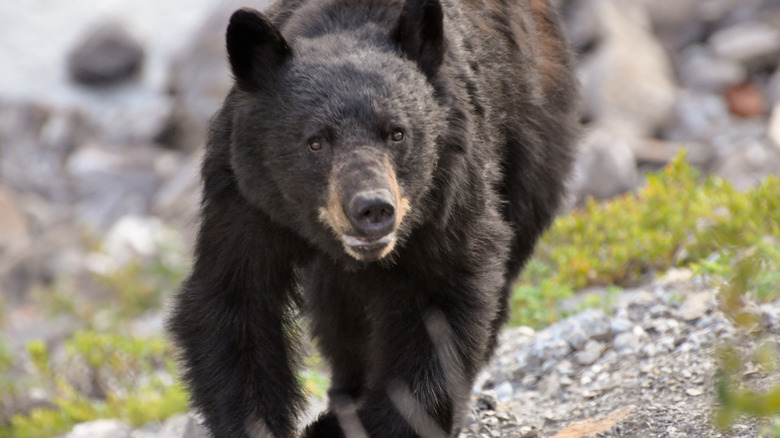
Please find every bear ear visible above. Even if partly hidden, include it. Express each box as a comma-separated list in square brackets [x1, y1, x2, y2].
[393, 0, 446, 79]
[226, 8, 291, 91]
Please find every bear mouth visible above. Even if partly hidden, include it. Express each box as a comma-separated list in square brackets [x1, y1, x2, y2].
[341, 233, 395, 261]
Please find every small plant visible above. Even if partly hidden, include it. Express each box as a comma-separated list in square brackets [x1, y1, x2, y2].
[0, 332, 188, 438]
[714, 255, 780, 437]
[510, 151, 780, 328]
[0, 337, 16, 424]
[94, 259, 188, 321]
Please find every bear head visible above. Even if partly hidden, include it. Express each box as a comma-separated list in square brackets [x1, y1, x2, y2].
[224, 2, 449, 264]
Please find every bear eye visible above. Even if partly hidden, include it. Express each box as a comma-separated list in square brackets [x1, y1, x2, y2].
[308, 139, 323, 151]
[390, 128, 405, 142]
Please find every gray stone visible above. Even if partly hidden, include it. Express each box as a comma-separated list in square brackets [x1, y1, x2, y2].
[569, 127, 638, 203]
[575, 340, 605, 366]
[66, 143, 168, 230]
[677, 44, 747, 92]
[696, 0, 752, 23]
[759, 301, 780, 334]
[610, 318, 633, 335]
[65, 419, 131, 438]
[494, 381, 515, 404]
[578, 0, 677, 139]
[0, 186, 30, 263]
[768, 68, 780, 107]
[709, 21, 780, 66]
[614, 326, 649, 353]
[151, 150, 202, 232]
[712, 137, 780, 190]
[67, 23, 144, 86]
[650, 318, 681, 336]
[162, 0, 272, 150]
[0, 102, 87, 201]
[678, 292, 714, 322]
[663, 90, 732, 143]
[0, 186, 33, 301]
[632, 139, 715, 170]
[638, 0, 703, 50]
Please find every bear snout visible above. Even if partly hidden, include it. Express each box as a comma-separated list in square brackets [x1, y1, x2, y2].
[347, 189, 396, 239]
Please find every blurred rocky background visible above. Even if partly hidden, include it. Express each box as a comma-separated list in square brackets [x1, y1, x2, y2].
[1, 0, 779, 436]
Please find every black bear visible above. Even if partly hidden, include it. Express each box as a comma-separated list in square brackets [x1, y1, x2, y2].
[167, 0, 578, 436]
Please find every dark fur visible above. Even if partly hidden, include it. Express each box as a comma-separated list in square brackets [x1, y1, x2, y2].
[167, 0, 578, 436]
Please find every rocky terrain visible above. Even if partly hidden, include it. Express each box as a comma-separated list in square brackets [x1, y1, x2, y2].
[59, 272, 780, 437]
[1, 0, 780, 437]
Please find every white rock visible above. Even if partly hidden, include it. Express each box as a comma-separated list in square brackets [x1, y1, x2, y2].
[769, 103, 780, 151]
[66, 419, 131, 438]
[494, 381, 515, 403]
[580, 0, 677, 138]
[86, 215, 180, 275]
[569, 126, 638, 202]
[709, 22, 780, 65]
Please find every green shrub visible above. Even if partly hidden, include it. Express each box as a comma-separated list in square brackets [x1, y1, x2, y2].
[510, 151, 780, 328]
[94, 259, 187, 321]
[714, 255, 780, 436]
[0, 333, 188, 438]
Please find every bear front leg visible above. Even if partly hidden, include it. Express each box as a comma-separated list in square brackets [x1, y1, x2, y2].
[305, 298, 489, 438]
[168, 190, 309, 438]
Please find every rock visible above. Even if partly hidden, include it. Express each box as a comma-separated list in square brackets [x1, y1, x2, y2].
[759, 300, 780, 334]
[65, 143, 173, 230]
[726, 82, 768, 118]
[712, 137, 780, 190]
[613, 326, 649, 353]
[768, 68, 780, 106]
[579, 0, 676, 139]
[769, 103, 780, 150]
[685, 387, 704, 397]
[632, 139, 715, 170]
[494, 381, 515, 403]
[161, 0, 272, 150]
[708, 21, 780, 67]
[151, 150, 202, 229]
[575, 340, 605, 366]
[638, 0, 704, 51]
[610, 318, 633, 335]
[663, 90, 732, 143]
[569, 127, 638, 202]
[696, 0, 754, 23]
[0, 102, 88, 201]
[156, 413, 193, 438]
[86, 215, 178, 276]
[67, 23, 144, 86]
[0, 186, 30, 263]
[0, 186, 33, 301]
[676, 44, 747, 92]
[65, 419, 131, 438]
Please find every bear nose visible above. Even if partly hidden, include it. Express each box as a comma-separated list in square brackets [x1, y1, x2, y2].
[348, 189, 396, 237]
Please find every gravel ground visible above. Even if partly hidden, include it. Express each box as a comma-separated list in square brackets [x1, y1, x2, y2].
[462, 272, 778, 438]
[62, 271, 779, 438]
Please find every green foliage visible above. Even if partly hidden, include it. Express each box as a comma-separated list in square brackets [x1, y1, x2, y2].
[0, 337, 15, 423]
[510, 260, 573, 327]
[510, 151, 780, 328]
[94, 259, 187, 321]
[0, 332, 188, 438]
[714, 253, 780, 436]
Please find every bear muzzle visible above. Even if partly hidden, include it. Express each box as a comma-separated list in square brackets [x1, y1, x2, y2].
[318, 156, 409, 262]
